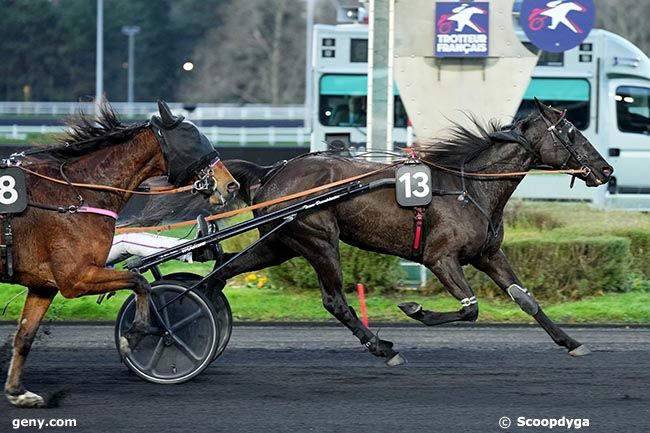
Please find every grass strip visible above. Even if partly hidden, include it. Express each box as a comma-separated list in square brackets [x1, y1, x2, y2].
[1, 283, 649, 324]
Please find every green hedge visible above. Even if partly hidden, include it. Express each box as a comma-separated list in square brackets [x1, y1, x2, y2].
[426, 235, 631, 302]
[612, 229, 650, 278]
[488, 236, 627, 300]
[261, 228, 647, 303]
[267, 243, 404, 293]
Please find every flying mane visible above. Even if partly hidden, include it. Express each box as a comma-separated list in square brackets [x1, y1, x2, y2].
[417, 115, 531, 167]
[39, 102, 149, 160]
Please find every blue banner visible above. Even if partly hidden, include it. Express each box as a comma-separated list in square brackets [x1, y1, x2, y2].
[435, 2, 490, 58]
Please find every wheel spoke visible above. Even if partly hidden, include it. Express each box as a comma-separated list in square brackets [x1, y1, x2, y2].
[169, 309, 204, 333]
[140, 337, 165, 371]
[153, 292, 172, 329]
[171, 334, 202, 362]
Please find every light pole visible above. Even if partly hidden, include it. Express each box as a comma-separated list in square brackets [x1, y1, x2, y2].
[121, 25, 141, 105]
[95, 0, 103, 113]
[303, 0, 315, 132]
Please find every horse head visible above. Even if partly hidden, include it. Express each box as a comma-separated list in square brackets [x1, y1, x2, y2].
[153, 101, 239, 207]
[528, 98, 613, 187]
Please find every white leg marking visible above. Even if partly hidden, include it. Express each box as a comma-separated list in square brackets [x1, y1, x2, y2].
[119, 336, 131, 356]
[6, 390, 45, 408]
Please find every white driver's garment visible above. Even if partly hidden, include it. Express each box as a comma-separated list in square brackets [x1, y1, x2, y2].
[108, 233, 192, 264]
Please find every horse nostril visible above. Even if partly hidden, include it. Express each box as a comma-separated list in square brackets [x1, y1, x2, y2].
[601, 166, 613, 178]
[227, 181, 239, 193]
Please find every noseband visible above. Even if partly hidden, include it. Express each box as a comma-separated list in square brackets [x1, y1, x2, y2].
[538, 109, 593, 179]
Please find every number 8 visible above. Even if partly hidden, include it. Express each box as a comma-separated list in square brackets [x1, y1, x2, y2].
[0, 175, 19, 205]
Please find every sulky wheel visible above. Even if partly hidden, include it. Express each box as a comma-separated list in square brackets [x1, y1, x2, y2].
[162, 272, 233, 361]
[115, 279, 219, 384]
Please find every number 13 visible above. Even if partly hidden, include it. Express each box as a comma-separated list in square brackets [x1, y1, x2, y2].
[398, 171, 430, 198]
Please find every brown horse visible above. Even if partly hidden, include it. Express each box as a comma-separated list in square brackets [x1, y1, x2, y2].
[2, 101, 238, 408]
[208, 100, 612, 365]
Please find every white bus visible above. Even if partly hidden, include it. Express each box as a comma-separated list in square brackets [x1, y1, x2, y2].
[309, 22, 650, 209]
[514, 29, 650, 209]
[310, 23, 409, 154]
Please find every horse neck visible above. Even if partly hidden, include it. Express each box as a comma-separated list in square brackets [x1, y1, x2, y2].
[68, 128, 165, 210]
[464, 141, 535, 216]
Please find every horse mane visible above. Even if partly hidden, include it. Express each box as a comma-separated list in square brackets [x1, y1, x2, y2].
[417, 115, 526, 166]
[39, 101, 149, 160]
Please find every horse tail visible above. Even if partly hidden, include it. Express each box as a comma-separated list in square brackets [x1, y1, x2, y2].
[223, 159, 286, 204]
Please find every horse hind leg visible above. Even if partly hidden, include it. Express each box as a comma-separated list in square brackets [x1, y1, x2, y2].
[284, 233, 406, 366]
[56, 265, 152, 356]
[326, 287, 407, 366]
[4, 288, 56, 408]
[399, 255, 479, 326]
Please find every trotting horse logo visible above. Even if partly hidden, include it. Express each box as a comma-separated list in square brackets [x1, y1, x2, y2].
[435, 2, 489, 58]
[520, 0, 595, 52]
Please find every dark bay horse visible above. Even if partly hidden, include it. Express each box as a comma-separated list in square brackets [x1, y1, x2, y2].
[2, 101, 238, 407]
[211, 100, 612, 365]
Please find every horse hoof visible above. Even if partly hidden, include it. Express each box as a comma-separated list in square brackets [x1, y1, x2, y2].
[386, 352, 407, 367]
[569, 345, 591, 357]
[119, 336, 132, 356]
[398, 302, 422, 316]
[6, 390, 46, 408]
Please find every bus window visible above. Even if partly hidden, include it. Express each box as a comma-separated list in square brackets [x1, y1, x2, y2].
[319, 74, 409, 127]
[616, 86, 650, 134]
[515, 78, 590, 130]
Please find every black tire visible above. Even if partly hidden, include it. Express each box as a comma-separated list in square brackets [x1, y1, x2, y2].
[163, 272, 233, 361]
[114, 280, 219, 384]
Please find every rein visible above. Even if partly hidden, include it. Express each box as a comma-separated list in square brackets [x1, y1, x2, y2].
[115, 162, 402, 234]
[419, 159, 589, 179]
[16, 166, 194, 195]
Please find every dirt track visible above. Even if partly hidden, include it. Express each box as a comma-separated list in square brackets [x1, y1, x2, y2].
[0, 324, 648, 433]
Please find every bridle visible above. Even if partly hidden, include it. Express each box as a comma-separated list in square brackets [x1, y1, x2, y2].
[191, 157, 225, 204]
[538, 108, 593, 185]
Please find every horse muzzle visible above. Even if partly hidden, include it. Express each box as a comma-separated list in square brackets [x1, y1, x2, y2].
[583, 165, 613, 187]
[195, 176, 239, 208]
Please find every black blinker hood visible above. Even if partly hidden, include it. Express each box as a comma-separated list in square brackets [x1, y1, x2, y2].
[150, 115, 219, 187]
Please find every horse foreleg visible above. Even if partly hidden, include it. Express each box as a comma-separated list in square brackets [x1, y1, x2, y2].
[473, 249, 588, 356]
[56, 266, 151, 356]
[4, 288, 56, 408]
[399, 255, 479, 326]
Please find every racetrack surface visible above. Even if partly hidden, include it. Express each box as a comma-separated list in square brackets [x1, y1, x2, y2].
[0, 324, 648, 433]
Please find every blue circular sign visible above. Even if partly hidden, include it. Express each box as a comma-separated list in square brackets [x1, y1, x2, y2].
[519, 0, 595, 52]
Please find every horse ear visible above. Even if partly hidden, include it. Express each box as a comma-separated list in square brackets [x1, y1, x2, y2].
[533, 97, 546, 113]
[157, 100, 177, 128]
[534, 97, 556, 119]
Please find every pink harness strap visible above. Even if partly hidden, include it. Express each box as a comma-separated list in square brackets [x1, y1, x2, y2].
[77, 206, 118, 220]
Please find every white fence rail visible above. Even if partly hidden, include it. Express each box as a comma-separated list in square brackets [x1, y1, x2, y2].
[0, 102, 305, 120]
[0, 125, 310, 147]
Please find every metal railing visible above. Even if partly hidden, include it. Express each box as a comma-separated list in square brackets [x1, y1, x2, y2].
[0, 125, 310, 147]
[0, 101, 306, 120]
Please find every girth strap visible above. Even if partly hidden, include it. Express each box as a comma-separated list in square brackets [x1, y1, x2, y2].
[0, 215, 14, 281]
[412, 207, 424, 258]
